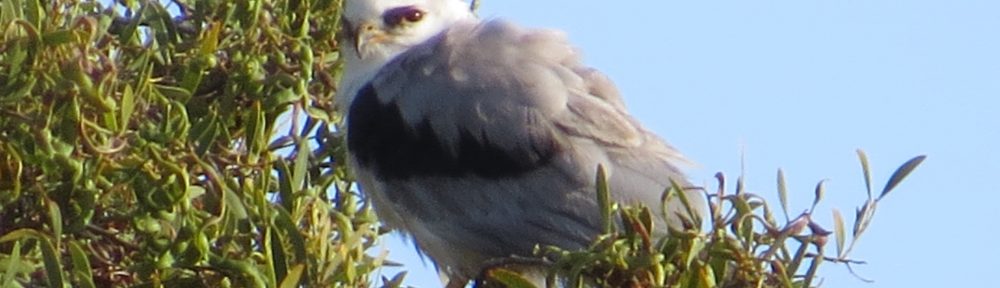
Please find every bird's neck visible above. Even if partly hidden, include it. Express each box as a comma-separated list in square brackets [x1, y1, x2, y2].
[338, 55, 384, 113]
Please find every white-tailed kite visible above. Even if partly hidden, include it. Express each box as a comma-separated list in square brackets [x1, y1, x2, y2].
[338, 0, 705, 285]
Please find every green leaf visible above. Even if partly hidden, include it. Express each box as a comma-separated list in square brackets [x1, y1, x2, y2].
[856, 149, 873, 199]
[245, 101, 267, 158]
[200, 21, 222, 55]
[304, 106, 334, 123]
[291, 139, 311, 194]
[671, 178, 701, 228]
[274, 159, 296, 212]
[595, 165, 613, 235]
[832, 209, 846, 258]
[686, 237, 705, 268]
[41, 30, 76, 46]
[266, 87, 299, 110]
[209, 253, 267, 288]
[222, 185, 249, 221]
[273, 207, 307, 262]
[3, 76, 36, 105]
[771, 260, 794, 288]
[68, 241, 96, 288]
[39, 236, 64, 288]
[777, 169, 790, 222]
[786, 234, 811, 275]
[697, 262, 716, 288]
[120, 85, 135, 133]
[811, 179, 827, 213]
[485, 268, 539, 288]
[264, 228, 282, 286]
[25, 0, 42, 28]
[154, 84, 192, 103]
[189, 113, 220, 155]
[880, 155, 926, 200]
[0, 228, 46, 243]
[278, 264, 304, 288]
[45, 198, 62, 250]
[2, 240, 22, 288]
[801, 244, 824, 288]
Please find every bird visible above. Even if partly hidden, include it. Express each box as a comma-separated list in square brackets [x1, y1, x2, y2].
[337, 0, 706, 285]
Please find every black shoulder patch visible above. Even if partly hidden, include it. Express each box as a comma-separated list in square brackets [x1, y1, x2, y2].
[347, 84, 558, 180]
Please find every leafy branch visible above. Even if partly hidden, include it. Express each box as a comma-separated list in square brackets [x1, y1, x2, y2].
[485, 151, 925, 288]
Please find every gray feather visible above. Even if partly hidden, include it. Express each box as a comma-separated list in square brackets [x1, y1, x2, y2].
[348, 19, 704, 279]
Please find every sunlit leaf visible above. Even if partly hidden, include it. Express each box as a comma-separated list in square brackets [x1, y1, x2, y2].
[2, 240, 22, 287]
[292, 139, 311, 194]
[833, 209, 846, 258]
[856, 149, 874, 199]
[120, 85, 136, 133]
[596, 165, 613, 235]
[777, 169, 790, 222]
[486, 268, 539, 288]
[278, 264, 305, 288]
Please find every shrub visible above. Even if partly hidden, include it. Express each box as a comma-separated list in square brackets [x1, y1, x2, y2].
[0, 1, 923, 287]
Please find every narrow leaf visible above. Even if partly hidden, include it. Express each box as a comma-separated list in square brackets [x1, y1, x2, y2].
[801, 245, 824, 288]
[856, 149, 873, 199]
[486, 268, 539, 288]
[26, 0, 43, 28]
[686, 237, 706, 268]
[274, 207, 307, 261]
[200, 21, 222, 54]
[0, 228, 47, 243]
[735, 175, 745, 195]
[811, 179, 827, 213]
[771, 260, 794, 288]
[291, 139, 311, 193]
[41, 30, 75, 46]
[595, 165, 613, 235]
[245, 101, 267, 157]
[832, 209, 846, 258]
[2, 240, 22, 287]
[39, 236, 65, 288]
[777, 169, 790, 222]
[382, 272, 407, 288]
[786, 235, 811, 275]
[46, 198, 62, 250]
[278, 264, 305, 288]
[120, 85, 135, 133]
[880, 155, 926, 200]
[670, 178, 701, 229]
[69, 241, 96, 288]
[267, 228, 285, 286]
[222, 185, 249, 221]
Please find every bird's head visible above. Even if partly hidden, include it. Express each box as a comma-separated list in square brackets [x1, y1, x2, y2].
[338, 0, 474, 109]
[342, 0, 473, 62]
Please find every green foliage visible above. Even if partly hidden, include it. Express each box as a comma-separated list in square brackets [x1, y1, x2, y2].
[483, 152, 925, 288]
[0, 0, 925, 287]
[0, 0, 390, 286]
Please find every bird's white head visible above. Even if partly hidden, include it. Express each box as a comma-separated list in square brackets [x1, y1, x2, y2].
[338, 0, 474, 108]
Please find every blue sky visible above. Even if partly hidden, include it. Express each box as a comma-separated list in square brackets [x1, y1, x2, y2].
[379, 0, 1000, 287]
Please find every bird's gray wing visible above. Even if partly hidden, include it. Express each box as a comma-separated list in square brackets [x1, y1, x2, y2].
[346, 19, 699, 277]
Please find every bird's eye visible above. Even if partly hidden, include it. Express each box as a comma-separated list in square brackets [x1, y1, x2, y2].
[383, 6, 425, 27]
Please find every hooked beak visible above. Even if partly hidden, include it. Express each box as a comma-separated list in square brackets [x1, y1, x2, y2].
[352, 22, 387, 59]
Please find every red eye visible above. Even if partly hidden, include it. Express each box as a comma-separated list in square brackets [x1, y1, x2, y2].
[383, 6, 425, 27]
